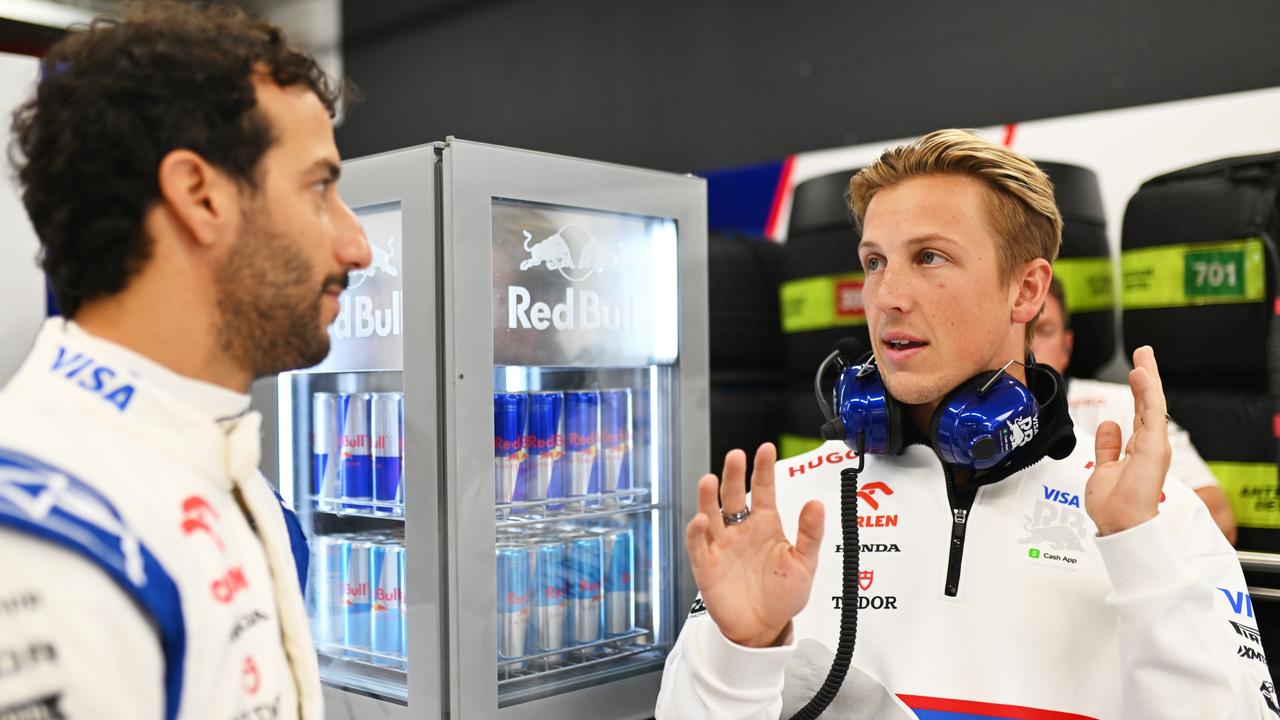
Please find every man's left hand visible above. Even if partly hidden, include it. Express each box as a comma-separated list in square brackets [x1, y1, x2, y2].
[1085, 345, 1173, 537]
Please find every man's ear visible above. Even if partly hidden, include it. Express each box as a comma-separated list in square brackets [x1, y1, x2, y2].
[1011, 259, 1053, 325]
[155, 149, 238, 248]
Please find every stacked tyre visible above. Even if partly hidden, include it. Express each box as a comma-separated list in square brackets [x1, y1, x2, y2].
[1120, 152, 1280, 682]
[707, 231, 785, 491]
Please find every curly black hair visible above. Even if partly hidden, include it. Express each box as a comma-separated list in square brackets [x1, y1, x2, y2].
[10, 1, 348, 317]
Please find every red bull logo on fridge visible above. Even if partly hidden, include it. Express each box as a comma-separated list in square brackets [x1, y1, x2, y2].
[330, 291, 403, 340]
[519, 224, 620, 282]
[506, 287, 636, 332]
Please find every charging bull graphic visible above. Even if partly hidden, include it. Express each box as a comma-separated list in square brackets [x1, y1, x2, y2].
[520, 224, 619, 282]
[348, 237, 398, 290]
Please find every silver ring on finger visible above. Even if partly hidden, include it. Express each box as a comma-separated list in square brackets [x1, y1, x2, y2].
[722, 507, 751, 526]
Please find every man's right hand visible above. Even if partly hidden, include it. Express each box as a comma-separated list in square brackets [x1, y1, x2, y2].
[685, 442, 826, 648]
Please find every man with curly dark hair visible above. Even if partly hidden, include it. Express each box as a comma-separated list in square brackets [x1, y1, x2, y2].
[0, 3, 370, 719]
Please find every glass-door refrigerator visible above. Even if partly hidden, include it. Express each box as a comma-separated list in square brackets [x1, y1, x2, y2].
[253, 139, 708, 719]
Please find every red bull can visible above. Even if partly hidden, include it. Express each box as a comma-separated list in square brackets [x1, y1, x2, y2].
[529, 539, 567, 656]
[342, 540, 373, 650]
[309, 533, 344, 646]
[372, 392, 404, 517]
[339, 392, 373, 512]
[399, 545, 407, 660]
[564, 391, 600, 497]
[601, 529, 635, 635]
[494, 393, 528, 506]
[496, 544, 531, 660]
[311, 393, 340, 512]
[566, 534, 603, 645]
[599, 389, 632, 495]
[371, 541, 404, 660]
[524, 392, 563, 501]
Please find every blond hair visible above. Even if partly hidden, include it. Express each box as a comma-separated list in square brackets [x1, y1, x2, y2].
[848, 129, 1062, 342]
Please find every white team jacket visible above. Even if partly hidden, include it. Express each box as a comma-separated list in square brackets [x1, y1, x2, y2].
[656, 436, 1277, 719]
[0, 319, 322, 720]
[1068, 377, 1219, 491]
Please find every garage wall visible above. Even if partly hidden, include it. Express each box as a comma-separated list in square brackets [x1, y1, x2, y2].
[337, 0, 1280, 172]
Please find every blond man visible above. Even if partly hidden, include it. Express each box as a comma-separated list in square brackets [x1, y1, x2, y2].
[656, 130, 1272, 719]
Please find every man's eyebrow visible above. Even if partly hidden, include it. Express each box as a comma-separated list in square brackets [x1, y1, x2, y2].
[858, 233, 959, 252]
[306, 159, 341, 180]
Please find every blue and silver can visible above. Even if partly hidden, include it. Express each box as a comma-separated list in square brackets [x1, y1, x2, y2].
[566, 534, 603, 645]
[342, 540, 373, 650]
[311, 393, 340, 511]
[598, 389, 632, 495]
[494, 392, 528, 506]
[564, 391, 600, 497]
[399, 544, 407, 659]
[529, 539, 567, 655]
[309, 533, 345, 647]
[601, 529, 635, 635]
[372, 392, 404, 516]
[339, 392, 373, 511]
[496, 544, 531, 660]
[524, 392, 563, 501]
[371, 541, 404, 660]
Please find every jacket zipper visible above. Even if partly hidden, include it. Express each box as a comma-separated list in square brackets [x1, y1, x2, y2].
[943, 464, 976, 597]
[940, 453, 1050, 598]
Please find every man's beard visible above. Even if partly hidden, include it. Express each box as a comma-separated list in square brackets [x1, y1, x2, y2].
[214, 217, 343, 379]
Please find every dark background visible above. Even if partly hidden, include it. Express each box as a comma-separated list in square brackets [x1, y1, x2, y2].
[338, 0, 1280, 172]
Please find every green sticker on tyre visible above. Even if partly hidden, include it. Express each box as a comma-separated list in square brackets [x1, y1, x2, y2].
[1122, 237, 1264, 310]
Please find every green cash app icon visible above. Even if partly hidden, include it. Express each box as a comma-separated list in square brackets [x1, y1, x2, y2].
[1029, 548, 1040, 559]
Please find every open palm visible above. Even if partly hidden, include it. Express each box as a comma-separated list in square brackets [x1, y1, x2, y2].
[1085, 346, 1173, 536]
[685, 443, 826, 648]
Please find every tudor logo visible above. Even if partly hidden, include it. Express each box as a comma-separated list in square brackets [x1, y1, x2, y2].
[520, 224, 620, 282]
[858, 570, 874, 591]
[856, 482, 893, 511]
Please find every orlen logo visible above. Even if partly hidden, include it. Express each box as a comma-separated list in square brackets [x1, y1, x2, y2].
[181, 495, 226, 552]
[857, 482, 894, 511]
[211, 566, 249, 604]
[519, 224, 619, 282]
[856, 481, 898, 528]
[835, 279, 865, 318]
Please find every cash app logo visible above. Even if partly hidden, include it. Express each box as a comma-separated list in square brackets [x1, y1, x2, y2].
[1028, 548, 1041, 559]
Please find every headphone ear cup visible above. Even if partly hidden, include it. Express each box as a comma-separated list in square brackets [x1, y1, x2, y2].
[882, 388, 905, 456]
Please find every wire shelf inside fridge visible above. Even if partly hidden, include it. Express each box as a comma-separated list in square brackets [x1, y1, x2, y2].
[488, 484, 650, 525]
[317, 643, 408, 705]
[310, 495, 405, 520]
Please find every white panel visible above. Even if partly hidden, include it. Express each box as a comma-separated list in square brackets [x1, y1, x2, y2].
[0, 52, 44, 386]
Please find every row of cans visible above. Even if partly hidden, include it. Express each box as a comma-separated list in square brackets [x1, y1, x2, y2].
[310, 531, 406, 662]
[313, 391, 404, 515]
[496, 526, 636, 662]
[494, 389, 633, 507]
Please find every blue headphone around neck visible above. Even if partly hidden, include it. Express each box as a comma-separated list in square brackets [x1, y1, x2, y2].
[814, 342, 1057, 471]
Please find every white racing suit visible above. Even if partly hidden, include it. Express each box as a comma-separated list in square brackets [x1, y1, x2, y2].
[0, 319, 322, 720]
[657, 374, 1276, 719]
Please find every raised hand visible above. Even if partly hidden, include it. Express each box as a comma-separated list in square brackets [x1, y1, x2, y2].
[684, 443, 826, 648]
[1084, 346, 1174, 536]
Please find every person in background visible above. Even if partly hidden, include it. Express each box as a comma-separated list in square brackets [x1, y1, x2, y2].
[656, 129, 1271, 719]
[1032, 276, 1237, 544]
[0, 3, 369, 719]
